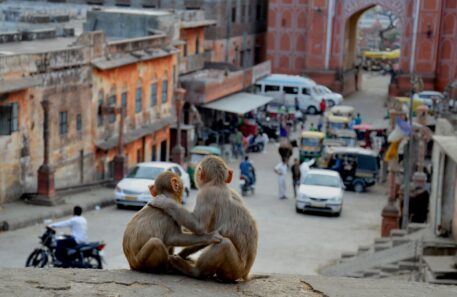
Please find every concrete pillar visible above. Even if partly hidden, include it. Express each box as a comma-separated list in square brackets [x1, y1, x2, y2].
[171, 88, 186, 165]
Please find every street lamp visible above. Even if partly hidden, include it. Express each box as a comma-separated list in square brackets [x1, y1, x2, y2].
[171, 88, 186, 165]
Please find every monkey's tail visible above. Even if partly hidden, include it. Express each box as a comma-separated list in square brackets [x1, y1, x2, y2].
[243, 274, 270, 281]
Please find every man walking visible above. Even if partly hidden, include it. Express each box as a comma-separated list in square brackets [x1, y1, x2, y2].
[274, 160, 288, 199]
[291, 158, 301, 198]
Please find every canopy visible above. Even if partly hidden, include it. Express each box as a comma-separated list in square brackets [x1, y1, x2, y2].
[203, 92, 273, 115]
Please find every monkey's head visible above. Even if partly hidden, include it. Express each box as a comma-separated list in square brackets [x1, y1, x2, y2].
[149, 171, 183, 203]
[195, 155, 233, 188]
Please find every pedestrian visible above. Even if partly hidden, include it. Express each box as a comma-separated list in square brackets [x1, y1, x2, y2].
[48, 206, 87, 263]
[317, 115, 324, 132]
[232, 129, 243, 159]
[354, 113, 362, 125]
[274, 160, 288, 199]
[309, 122, 317, 132]
[291, 158, 301, 198]
[320, 99, 327, 114]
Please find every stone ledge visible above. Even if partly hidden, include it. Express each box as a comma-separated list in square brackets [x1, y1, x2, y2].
[2, 268, 457, 297]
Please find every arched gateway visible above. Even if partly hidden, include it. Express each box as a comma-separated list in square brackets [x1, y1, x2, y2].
[267, 0, 457, 95]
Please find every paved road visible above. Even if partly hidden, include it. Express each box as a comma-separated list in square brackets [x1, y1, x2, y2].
[0, 75, 390, 275]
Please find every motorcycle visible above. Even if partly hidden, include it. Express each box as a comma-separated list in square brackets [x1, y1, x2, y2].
[240, 174, 255, 196]
[25, 226, 105, 269]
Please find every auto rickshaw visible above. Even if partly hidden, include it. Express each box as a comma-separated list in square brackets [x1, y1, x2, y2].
[328, 105, 356, 119]
[394, 96, 423, 114]
[299, 131, 325, 162]
[325, 115, 350, 136]
[187, 146, 222, 187]
[329, 129, 357, 147]
[317, 146, 379, 193]
[353, 124, 387, 151]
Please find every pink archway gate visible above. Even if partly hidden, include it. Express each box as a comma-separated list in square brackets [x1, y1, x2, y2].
[267, 0, 456, 96]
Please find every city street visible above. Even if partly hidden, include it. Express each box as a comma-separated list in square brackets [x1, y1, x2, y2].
[0, 74, 390, 276]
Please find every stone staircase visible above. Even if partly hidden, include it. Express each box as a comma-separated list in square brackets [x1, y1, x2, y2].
[321, 223, 428, 279]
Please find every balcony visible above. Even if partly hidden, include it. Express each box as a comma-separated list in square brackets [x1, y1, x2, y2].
[179, 51, 211, 75]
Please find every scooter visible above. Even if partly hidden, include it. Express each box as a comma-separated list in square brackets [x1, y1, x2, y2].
[25, 226, 105, 269]
[240, 174, 255, 196]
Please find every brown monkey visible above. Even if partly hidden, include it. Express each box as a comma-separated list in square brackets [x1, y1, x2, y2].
[149, 156, 258, 282]
[122, 171, 221, 273]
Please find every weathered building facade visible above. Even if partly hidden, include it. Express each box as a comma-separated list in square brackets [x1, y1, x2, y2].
[267, 0, 457, 96]
[0, 4, 186, 204]
[26, 0, 269, 68]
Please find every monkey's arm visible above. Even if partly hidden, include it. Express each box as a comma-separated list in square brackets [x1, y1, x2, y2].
[149, 193, 213, 234]
[165, 231, 220, 247]
[177, 244, 207, 259]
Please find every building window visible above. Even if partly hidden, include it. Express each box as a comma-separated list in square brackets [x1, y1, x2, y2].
[121, 91, 127, 112]
[0, 102, 18, 135]
[183, 43, 188, 57]
[196, 37, 200, 54]
[76, 113, 82, 131]
[162, 80, 168, 103]
[151, 144, 157, 161]
[135, 87, 142, 113]
[256, 4, 262, 20]
[59, 111, 68, 135]
[137, 148, 143, 163]
[150, 83, 157, 106]
[108, 95, 116, 123]
[232, 6, 236, 23]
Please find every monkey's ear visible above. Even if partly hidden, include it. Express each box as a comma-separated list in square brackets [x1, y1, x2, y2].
[171, 177, 180, 193]
[226, 169, 233, 184]
[149, 184, 157, 197]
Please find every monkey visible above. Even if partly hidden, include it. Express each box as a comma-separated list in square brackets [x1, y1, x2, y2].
[122, 171, 222, 273]
[148, 156, 258, 282]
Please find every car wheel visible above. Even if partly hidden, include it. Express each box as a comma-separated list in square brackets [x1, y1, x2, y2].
[327, 100, 336, 107]
[116, 204, 124, 209]
[295, 206, 303, 213]
[307, 106, 318, 115]
[353, 181, 365, 193]
[334, 210, 341, 217]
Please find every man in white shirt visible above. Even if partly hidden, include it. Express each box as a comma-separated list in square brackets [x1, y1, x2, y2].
[274, 161, 288, 199]
[49, 205, 87, 262]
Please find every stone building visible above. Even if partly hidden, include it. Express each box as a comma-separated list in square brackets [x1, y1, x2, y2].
[25, 0, 269, 68]
[0, 2, 213, 204]
[267, 0, 457, 96]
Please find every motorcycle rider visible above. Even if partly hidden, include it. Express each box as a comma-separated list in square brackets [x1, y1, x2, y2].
[49, 205, 87, 263]
[240, 155, 256, 187]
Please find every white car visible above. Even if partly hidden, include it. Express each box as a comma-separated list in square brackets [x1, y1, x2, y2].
[295, 169, 345, 216]
[114, 162, 191, 208]
[314, 85, 344, 107]
[413, 91, 444, 108]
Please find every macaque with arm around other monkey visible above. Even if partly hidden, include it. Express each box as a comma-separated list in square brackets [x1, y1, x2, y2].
[149, 156, 258, 282]
[122, 171, 222, 273]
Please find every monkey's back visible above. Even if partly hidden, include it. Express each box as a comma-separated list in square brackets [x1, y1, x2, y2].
[122, 204, 180, 265]
[211, 187, 258, 274]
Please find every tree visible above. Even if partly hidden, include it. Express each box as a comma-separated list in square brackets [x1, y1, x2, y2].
[377, 10, 399, 51]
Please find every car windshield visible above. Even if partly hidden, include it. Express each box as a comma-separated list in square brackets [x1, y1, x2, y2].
[191, 153, 206, 164]
[329, 122, 346, 129]
[302, 174, 341, 188]
[127, 166, 164, 180]
[321, 87, 332, 94]
[302, 138, 320, 146]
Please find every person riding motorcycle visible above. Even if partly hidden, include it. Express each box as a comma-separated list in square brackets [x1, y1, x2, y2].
[48, 205, 87, 263]
[240, 156, 256, 186]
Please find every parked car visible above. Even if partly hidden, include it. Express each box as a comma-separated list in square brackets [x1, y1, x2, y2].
[314, 85, 344, 107]
[255, 74, 322, 114]
[114, 162, 191, 208]
[295, 169, 344, 216]
[413, 91, 444, 108]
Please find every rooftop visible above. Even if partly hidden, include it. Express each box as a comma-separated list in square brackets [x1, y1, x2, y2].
[0, 36, 78, 55]
[95, 7, 172, 16]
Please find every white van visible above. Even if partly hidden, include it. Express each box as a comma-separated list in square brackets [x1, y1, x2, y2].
[255, 74, 321, 114]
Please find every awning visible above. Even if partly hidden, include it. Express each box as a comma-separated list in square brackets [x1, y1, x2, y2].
[0, 76, 42, 94]
[203, 92, 273, 115]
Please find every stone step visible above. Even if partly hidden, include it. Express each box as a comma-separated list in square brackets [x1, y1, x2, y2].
[392, 237, 411, 247]
[362, 269, 380, 277]
[407, 223, 427, 234]
[379, 263, 400, 273]
[374, 242, 391, 252]
[374, 237, 391, 245]
[347, 272, 364, 278]
[357, 245, 371, 255]
[398, 260, 419, 271]
[390, 229, 408, 238]
[341, 252, 357, 259]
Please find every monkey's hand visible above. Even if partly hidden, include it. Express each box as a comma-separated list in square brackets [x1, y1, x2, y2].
[208, 231, 223, 244]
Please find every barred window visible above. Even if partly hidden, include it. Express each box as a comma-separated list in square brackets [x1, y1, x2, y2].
[161, 80, 168, 103]
[150, 83, 157, 106]
[0, 102, 18, 135]
[59, 111, 68, 135]
[135, 87, 142, 113]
